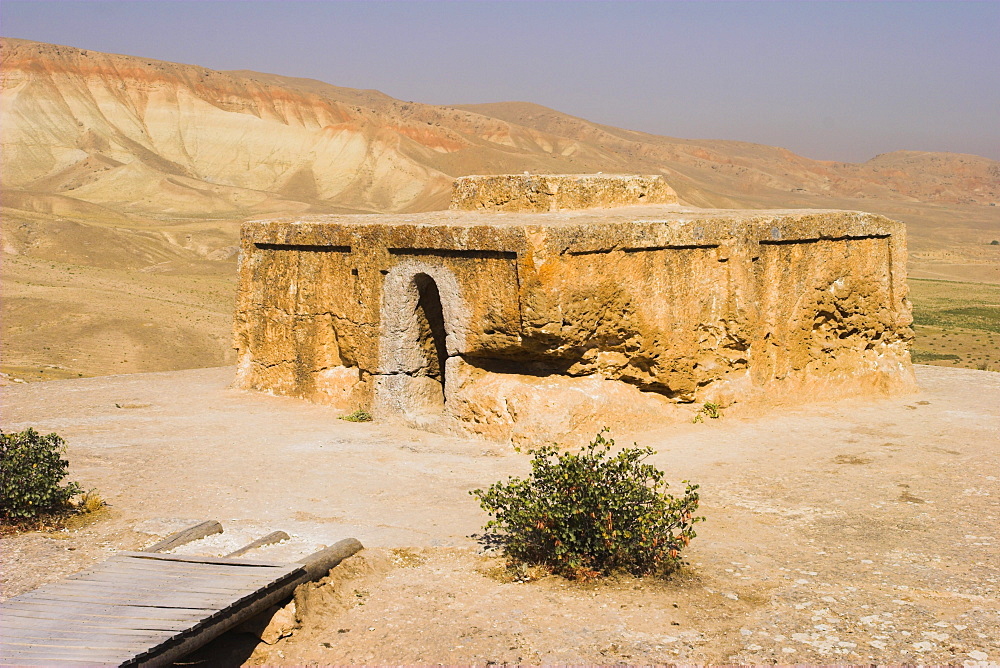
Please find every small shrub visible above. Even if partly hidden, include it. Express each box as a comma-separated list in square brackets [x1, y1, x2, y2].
[911, 350, 961, 363]
[472, 431, 702, 580]
[340, 409, 372, 422]
[692, 401, 722, 423]
[1, 428, 81, 519]
[78, 490, 106, 514]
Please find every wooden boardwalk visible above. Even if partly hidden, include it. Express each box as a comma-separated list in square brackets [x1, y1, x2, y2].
[0, 550, 310, 667]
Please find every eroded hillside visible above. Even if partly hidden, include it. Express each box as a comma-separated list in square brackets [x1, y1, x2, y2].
[5, 37, 999, 220]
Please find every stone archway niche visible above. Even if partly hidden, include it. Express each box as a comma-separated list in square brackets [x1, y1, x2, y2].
[374, 261, 466, 421]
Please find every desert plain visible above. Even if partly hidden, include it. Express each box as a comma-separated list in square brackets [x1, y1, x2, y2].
[2, 364, 998, 665]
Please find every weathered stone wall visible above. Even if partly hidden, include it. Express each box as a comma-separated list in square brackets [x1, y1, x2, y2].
[450, 174, 678, 212]
[234, 204, 914, 444]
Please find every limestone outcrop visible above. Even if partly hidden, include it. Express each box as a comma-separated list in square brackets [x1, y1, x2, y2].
[234, 176, 915, 444]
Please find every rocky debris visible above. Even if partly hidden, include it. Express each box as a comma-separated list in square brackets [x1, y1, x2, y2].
[238, 601, 298, 645]
[0, 371, 27, 385]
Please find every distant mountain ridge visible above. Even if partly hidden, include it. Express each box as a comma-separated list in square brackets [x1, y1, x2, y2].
[3, 36, 998, 223]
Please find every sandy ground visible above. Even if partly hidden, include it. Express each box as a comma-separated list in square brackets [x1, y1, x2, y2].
[1, 365, 998, 665]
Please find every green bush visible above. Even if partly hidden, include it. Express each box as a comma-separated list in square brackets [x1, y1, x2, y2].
[340, 409, 373, 422]
[693, 401, 722, 423]
[1, 428, 81, 519]
[472, 431, 702, 580]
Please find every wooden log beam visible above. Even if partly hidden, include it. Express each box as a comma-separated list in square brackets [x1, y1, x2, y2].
[223, 531, 290, 558]
[296, 538, 365, 580]
[142, 521, 222, 553]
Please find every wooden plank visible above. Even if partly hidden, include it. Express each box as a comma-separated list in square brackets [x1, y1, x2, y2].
[1, 644, 139, 658]
[0, 612, 181, 630]
[29, 578, 257, 596]
[1, 639, 161, 656]
[0, 610, 181, 626]
[2, 598, 213, 615]
[118, 551, 288, 567]
[65, 567, 289, 589]
[28, 579, 256, 597]
[1, 656, 131, 666]
[0, 644, 148, 662]
[0, 658, 106, 667]
[18, 596, 237, 614]
[0, 625, 148, 639]
[117, 554, 291, 572]
[142, 520, 222, 553]
[9, 664, 116, 667]
[1, 600, 212, 621]
[0, 636, 166, 656]
[72, 564, 293, 584]
[58, 576, 264, 594]
[3, 564, 298, 617]
[16, 592, 239, 611]
[27, 576, 264, 596]
[73, 559, 286, 578]
[0, 623, 170, 641]
[1, 646, 137, 662]
[63, 567, 284, 588]
[18, 573, 298, 608]
[82, 553, 290, 572]
[3, 638, 141, 652]
[3, 607, 213, 627]
[1, 656, 126, 666]
[0, 608, 194, 628]
[0, 610, 193, 632]
[69, 557, 291, 578]
[66, 563, 273, 580]
[11, 590, 221, 608]
[32, 576, 262, 596]
[0, 618, 196, 636]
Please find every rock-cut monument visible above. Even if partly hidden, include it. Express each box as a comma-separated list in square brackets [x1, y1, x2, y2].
[234, 174, 916, 443]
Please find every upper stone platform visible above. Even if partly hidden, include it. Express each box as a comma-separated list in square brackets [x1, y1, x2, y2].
[450, 174, 678, 211]
[243, 206, 900, 251]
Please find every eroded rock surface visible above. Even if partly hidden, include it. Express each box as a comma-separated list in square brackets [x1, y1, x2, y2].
[450, 174, 677, 212]
[234, 179, 914, 443]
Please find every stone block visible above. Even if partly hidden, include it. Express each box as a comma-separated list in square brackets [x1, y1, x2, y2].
[234, 178, 915, 442]
[450, 174, 678, 211]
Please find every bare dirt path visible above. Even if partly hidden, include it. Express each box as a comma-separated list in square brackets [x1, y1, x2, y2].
[1, 365, 997, 665]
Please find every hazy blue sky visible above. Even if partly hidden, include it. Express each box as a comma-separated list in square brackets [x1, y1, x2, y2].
[3, 1, 997, 163]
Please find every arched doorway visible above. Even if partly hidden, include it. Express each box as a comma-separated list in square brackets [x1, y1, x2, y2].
[375, 263, 463, 420]
[412, 273, 448, 410]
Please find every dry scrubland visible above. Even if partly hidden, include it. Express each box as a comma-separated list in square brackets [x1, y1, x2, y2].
[909, 279, 1000, 371]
